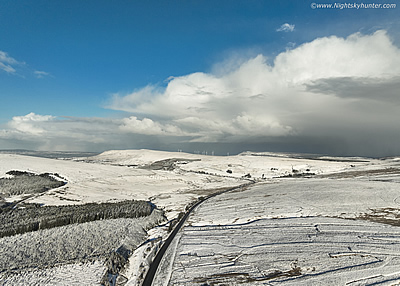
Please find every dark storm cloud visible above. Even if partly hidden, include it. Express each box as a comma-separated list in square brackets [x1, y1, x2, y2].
[306, 77, 400, 104]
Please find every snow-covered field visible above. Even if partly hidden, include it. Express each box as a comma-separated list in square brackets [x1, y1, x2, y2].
[0, 149, 399, 285]
[158, 216, 400, 285]
[154, 161, 400, 285]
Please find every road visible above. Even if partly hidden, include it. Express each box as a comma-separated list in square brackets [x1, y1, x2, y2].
[142, 182, 253, 286]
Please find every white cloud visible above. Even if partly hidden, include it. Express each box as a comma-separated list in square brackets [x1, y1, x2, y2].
[34, 70, 51, 79]
[0, 51, 21, 74]
[277, 23, 295, 32]
[0, 51, 19, 65]
[0, 112, 186, 152]
[109, 85, 163, 113]
[120, 116, 186, 136]
[0, 51, 51, 78]
[273, 30, 400, 84]
[8, 113, 55, 135]
[107, 30, 400, 156]
[2, 31, 400, 156]
[0, 62, 17, 74]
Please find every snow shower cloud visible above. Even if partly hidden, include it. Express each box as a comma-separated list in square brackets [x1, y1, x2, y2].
[1, 30, 400, 156]
[108, 30, 400, 156]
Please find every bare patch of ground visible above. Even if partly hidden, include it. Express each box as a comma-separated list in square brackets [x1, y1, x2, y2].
[141, 158, 201, 171]
[357, 208, 400, 226]
[318, 167, 400, 179]
[193, 267, 302, 284]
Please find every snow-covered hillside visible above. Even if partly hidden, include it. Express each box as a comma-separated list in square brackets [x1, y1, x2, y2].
[0, 150, 369, 218]
[0, 149, 399, 285]
[154, 162, 400, 285]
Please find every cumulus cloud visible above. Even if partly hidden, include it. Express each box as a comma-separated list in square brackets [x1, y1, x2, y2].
[107, 30, 400, 157]
[277, 23, 295, 32]
[119, 116, 186, 136]
[2, 30, 400, 156]
[8, 113, 55, 135]
[0, 112, 188, 152]
[273, 30, 400, 83]
[2, 113, 108, 150]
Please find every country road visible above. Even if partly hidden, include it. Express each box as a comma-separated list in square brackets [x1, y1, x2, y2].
[142, 182, 254, 286]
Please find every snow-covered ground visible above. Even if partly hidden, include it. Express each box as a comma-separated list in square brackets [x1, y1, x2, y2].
[1, 261, 105, 286]
[154, 163, 400, 285]
[0, 149, 399, 285]
[0, 150, 369, 219]
[0, 152, 243, 219]
[158, 216, 400, 285]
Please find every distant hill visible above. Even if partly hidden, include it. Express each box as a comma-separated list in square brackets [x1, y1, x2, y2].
[0, 150, 99, 159]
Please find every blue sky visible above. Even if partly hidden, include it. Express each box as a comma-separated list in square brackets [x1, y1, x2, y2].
[1, 0, 400, 156]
